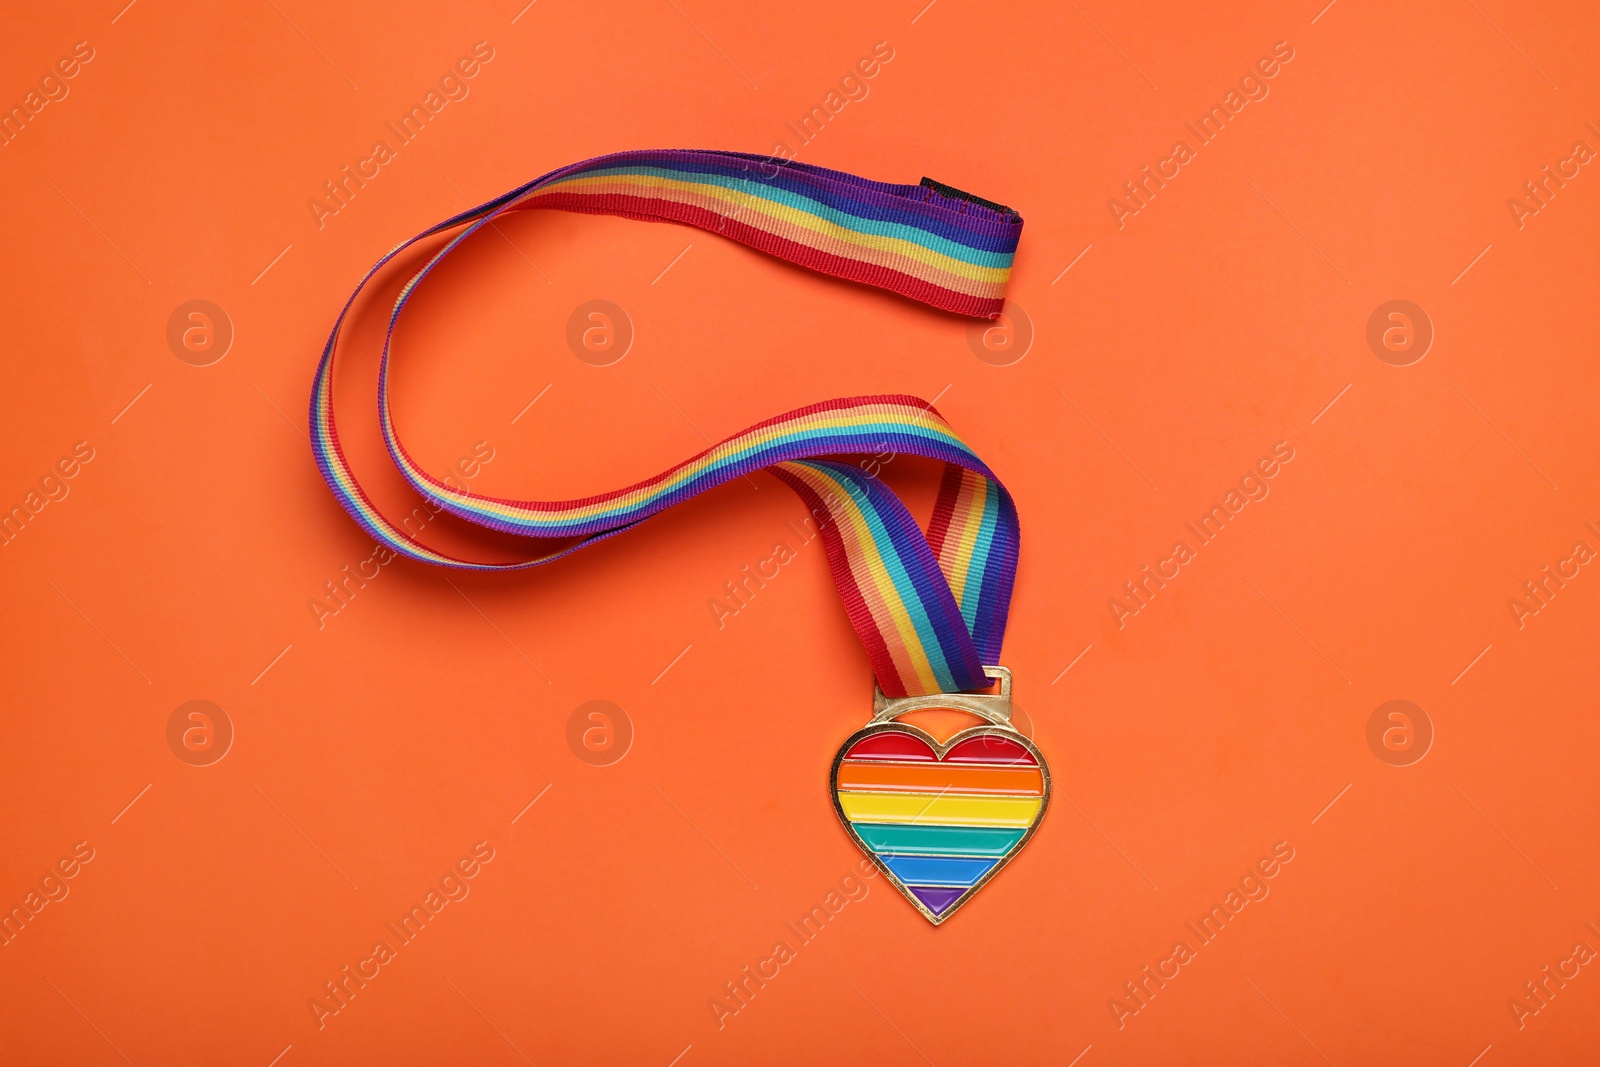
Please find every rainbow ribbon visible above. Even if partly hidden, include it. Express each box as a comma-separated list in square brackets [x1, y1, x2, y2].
[310, 150, 1023, 697]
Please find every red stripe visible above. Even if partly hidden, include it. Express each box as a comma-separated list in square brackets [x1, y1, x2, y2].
[925, 463, 966, 560]
[945, 736, 1037, 765]
[843, 734, 937, 761]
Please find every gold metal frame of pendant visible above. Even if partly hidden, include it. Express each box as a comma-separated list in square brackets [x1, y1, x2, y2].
[831, 666, 1051, 925]
[871, 665, 1016, 723]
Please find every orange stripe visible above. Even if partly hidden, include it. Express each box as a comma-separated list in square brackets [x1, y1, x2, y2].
[837, 761, 1044, 796]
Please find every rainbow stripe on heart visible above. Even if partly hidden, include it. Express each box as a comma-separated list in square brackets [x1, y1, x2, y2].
[835, 730, 1044, 919]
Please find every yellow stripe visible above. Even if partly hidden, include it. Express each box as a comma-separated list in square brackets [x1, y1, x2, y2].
[545, 173, 1012, 285]
[838, 791, 1042, 827]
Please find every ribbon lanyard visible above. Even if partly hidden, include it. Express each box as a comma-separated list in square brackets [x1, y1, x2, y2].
[309, 150, 1023, 698]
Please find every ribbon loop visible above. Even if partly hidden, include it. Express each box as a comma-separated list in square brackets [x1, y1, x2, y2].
[311, 151, 1023, 696]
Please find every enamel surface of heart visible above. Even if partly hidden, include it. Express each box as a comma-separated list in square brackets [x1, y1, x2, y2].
[834, 714, 1046, 920]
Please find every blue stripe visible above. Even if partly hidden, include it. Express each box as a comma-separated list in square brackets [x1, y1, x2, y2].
[968, 486, 1018, 663]
[881, 854, 1003, 888]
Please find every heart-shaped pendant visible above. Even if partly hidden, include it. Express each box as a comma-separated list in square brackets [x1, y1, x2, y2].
[830, 667, 1049, 924]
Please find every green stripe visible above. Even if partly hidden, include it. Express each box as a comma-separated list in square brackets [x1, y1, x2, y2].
[853, 823, 1026, 857]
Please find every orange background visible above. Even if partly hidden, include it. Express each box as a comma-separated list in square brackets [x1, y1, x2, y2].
[3, 0, 1599, 1063]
